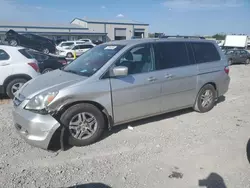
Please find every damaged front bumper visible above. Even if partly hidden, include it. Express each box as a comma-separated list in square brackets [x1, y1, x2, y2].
[12, 104, 61, 150]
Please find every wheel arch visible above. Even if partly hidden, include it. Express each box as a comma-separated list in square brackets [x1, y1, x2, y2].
[3, 74, 32, 88]
[54, 100, 113, 130]
[196, 82, 218, 100]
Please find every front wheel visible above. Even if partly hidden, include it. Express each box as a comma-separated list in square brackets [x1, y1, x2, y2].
[194, 84, 216, 113]
[9, 39, 18, 46]
[66, 52, 73, 58]
[228, 59, 232, 65]
[6, 78, 28, 99]
[60, 103, 105, 146]
[42, 48, 49, 54]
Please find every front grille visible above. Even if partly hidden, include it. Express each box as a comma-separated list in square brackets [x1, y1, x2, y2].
[13, 93, 25, 107]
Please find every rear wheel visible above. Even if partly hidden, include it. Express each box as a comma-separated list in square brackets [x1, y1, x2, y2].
[42, 48, 49, 54]
[9, 39, 18, 46]
[194, 84, 216, 113]
[42, 68, 53, 74]
[60, 103, 105, 146]
[66, 52, 73, 58]
[228, 59, 233, 65]
[6, 78, 28, 99]
[246, 58, 250, 65]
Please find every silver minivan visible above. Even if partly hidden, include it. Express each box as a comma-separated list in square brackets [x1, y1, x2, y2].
[12, 38, 230, 150]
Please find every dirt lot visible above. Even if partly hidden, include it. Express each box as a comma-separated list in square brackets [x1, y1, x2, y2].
[0, 65, 250, 188]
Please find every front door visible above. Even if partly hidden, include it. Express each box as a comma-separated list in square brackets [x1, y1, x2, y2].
[110, 43, 161, 124]
[153, 42, 197, 112]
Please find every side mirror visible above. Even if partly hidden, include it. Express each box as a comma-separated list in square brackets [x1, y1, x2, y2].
[112, 66, 128, 77]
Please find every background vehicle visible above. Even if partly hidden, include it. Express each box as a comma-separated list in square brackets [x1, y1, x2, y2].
[79, 39, 92, 43]
[225, 49, 250, 65]
[12, 38, 230, 150]
[24, 50, 67, 74]
[0, 45, 39, 98]
[56, 41, 86, 51]
[5, 30, 56, 54]
[58, 43, 95, 58]
[54, 39, 67, 45]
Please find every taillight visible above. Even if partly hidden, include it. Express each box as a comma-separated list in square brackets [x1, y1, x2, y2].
[58, 59, 67, 65]
[224, 66, 229, 74]
[28, 62, 39, 72]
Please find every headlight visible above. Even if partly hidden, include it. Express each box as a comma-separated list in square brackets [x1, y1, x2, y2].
[25, 91, 58, 112]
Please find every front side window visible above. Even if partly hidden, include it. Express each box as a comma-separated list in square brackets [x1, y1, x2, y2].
[240, 50, 248, 54]
[63, 44, 125, 77]
[192, 42, 221, 63]
[0, 49, 10, 60]
[154, 42, 190, 70]
[115, 44, 154, 75]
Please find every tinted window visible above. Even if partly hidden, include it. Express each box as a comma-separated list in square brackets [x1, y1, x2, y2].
[63, 44, 125, 77]
[191, 42, 220, 63]
[79, 45, 94, 49]
[28, 51, 48, 61]
[18, 49, 33, 59]
[0, 49, 10, 60]
[61, 42, 74, 47]
[116, 44, 154, 75]
[72, 46, 80, 50]
[154, 42, 190, 70]
[75, 42, 85, 45]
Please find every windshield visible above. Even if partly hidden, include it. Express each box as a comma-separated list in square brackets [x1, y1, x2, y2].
[63, 44, 125, 77]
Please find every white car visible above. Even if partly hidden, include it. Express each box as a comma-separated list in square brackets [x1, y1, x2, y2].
[58, 43, 96, 58]
[0, 45, 40, 98]
[56, 41, 86, 51]
[79, 39, 92, 43]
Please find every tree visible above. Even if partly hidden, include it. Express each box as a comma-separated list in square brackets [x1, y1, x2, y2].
[212, 34, 226, 40]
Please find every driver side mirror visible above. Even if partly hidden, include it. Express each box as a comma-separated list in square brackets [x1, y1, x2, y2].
[112, 66, 128, 77]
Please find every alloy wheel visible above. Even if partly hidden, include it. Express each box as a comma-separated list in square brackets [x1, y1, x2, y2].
[11, 82, 24, 96]
[200, 90, 213, 108]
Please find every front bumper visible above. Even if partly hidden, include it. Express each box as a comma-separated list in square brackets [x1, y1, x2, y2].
[12, 105, 61, 150]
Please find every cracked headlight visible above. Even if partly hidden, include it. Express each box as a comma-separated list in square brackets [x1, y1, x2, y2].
[25, 91, 58, 112]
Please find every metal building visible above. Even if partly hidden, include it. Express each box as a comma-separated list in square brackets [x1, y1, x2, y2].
[71, 18, 149, 41]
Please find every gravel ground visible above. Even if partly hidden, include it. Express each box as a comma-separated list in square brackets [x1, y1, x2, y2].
[0, 65, 250, 188]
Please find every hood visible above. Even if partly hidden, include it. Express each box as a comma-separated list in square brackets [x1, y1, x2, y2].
[19, 69, 85, 99]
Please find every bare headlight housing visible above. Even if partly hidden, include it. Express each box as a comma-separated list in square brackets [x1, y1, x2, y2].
[25, 91, 58, 112]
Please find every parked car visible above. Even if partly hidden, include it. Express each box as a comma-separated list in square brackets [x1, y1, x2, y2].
[56, 41, 86, 51]
[79, 39, 92, 43]
[225, 49, 250, 65]
[58, 43, 95, 58]
[12, 38, 230, 150]
[92, 40, 103, 45]
[23, 50, 67, 74]
[54, 39, 67, 46]
[5, 30, 56, 54]
[0, 45, 39, 98]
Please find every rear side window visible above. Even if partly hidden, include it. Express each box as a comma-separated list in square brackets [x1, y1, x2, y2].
[154, 42, 190, 70]
[191, 42, 220, 63]
[0, 49, 10, 60]
[61, 42, 74, 47]
[18, 49, 33, 59]
[79, 45, 94, 49]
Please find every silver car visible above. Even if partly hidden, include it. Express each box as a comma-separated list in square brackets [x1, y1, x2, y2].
[12, 38, 230, 150]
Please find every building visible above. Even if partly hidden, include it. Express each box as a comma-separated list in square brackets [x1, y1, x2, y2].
[71, 18, 149, 41]
[0, 18, 149, 43]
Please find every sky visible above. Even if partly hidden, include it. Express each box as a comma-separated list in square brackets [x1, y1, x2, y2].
[0, 0, 249, 35]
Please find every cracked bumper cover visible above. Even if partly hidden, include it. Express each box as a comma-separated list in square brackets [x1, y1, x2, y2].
[12, 106, 61, 150]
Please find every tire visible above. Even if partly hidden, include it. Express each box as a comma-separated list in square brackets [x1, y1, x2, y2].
[42, 48, 49, 54]
[60, 103, 105, 146]
[6, 78, 27, 99]
[228, 59, 232, 65]
[42, 68, 53, 74]
[193, 84, 216, 113]
[246, 58, 250, 65]
[66, 52, 73, 58]
[9, 39, 18, 46]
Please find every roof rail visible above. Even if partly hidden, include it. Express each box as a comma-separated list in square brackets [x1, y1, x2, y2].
[160, 35, 205, 39]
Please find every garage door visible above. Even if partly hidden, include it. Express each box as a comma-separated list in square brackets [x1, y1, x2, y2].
[115, 28, 126, 40]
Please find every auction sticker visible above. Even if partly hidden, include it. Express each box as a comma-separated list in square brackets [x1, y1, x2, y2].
[104, 46, 117, 50]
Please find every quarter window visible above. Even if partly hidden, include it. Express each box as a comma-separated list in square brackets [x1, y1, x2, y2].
[116, 44, 154, 75]
[191, 42, 220, 63]
[154, 42, 190, 70]
[0, 49, 10, 60]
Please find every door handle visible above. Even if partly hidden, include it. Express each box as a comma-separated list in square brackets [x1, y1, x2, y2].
[0, 62, 10, 66]
[164, 74, 174, 79]
[147, 77, 157, 82]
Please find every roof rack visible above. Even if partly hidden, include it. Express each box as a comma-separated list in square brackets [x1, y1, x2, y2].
[159, 35, 205, 39]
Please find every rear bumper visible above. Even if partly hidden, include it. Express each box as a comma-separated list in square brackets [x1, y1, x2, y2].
[12, 106, 61, 150]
